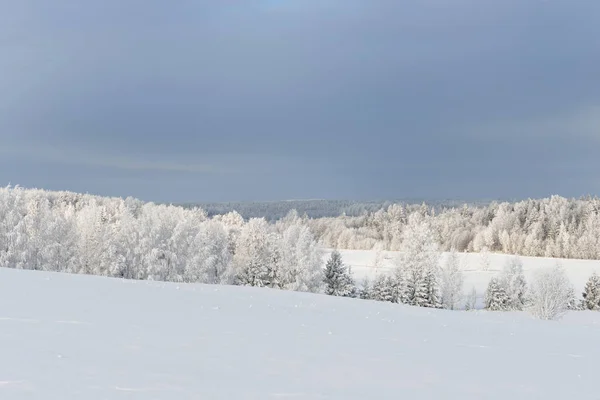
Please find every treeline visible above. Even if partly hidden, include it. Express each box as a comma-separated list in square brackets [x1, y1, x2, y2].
[307, 196, 600, 260]
[186, 198, 488, 221]
[1, 186, 599, 321]
[322, 214, 600, 320]
[0, 186, 323, 292]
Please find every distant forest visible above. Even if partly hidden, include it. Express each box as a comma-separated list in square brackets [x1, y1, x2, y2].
[182, 199, 497, 221]
[183, 196, 600, 260]
[3, 186, 600, 279]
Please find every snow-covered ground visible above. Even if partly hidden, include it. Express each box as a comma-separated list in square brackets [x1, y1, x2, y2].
[325, 249, 600, 303]
[1, 267, 600, 399]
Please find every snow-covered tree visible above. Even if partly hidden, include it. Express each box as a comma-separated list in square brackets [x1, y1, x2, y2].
[234, 218, 276, 288]
[395, 214, 440, 307]
[280, 224, 324, 293]
[480, 247, 491, 271]
[567, 286, 581, 311]
[300, 195, 600, 262]
[582, 273, 600, 311]
[499, 257, 527, 310]
[465, 286, 477, 311]
[440, 250, 464, 310]
[370, 274, 394, 303]
[7, 185, 600, 312]
[484, 278, 509, 311]
[323, 251, 356, 297]
[373, 243, 384, 269]
[359, 277, 372, 300]
[422, 267, 442, 308]
[187, 220, 233, 284]
[390, 267, 407, 304]
[529, 265, 574, 320]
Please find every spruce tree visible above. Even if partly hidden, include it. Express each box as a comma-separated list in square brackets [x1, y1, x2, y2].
[359, 277, 372, 300]
[395, 213, 440, 308]
[582, 273, 600, 310]
[409, 270, 429, 307]
[371, 274, 394, 302]
[370, 275, 384, 301]
[499, 257, 527, 310]
[567, 286, 581, 311]
[484, 277, 509, 311]
[422, 268, 442, 308]
[323, 251, 356, 297]
[389, 268, 406, 304]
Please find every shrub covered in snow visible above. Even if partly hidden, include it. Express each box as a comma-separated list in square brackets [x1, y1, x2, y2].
[528, 265, 574, 321]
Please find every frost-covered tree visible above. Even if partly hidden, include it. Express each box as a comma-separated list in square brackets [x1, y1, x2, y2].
[581, 273, 600, 311]
[422, 267, 442, 308]
[323, 251, 356, 297]
[390, 267, 407, 304]
[529, 265, 574, 320]
[359, 277, 372, 300]
[300, 195, 600, 261]
[480, 247, 491, 271]
[499, 257, 527, 310]
[234, 220, 326, 292]
[186, 220, 233, 284]
[0, 187, 331, 294]
[465, 287, 478, 311]
[395, 214, 440, 307]
[370, 274, 394, 303]
[234, 218, 276, 287]
[373, 243, 384, 269]
[440, 250, 464, 310]
[280, 224, 324, 293]
[484, 278, 509, 311]
[265, 233, 283, 289]
[567, 286, 581, 311]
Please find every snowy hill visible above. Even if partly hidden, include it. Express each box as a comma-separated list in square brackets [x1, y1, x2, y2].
[1, 267, 599, 399]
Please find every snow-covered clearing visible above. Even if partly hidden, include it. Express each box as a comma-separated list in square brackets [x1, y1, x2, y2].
[1, 267, 600, 399]
[327, 249, 600, 300]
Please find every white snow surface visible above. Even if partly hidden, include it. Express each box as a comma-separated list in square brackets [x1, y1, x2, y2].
[1, 266, 600, 399]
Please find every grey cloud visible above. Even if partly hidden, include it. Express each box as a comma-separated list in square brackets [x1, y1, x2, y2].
[0, 143, 233, 174]
[1, 1, 599, 201]
[468, 105, 600, 141]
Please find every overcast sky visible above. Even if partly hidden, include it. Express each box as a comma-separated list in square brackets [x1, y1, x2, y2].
[1, 1, 599, 202]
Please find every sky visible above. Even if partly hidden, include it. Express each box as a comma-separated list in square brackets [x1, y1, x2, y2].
[1, 1, 599, 203]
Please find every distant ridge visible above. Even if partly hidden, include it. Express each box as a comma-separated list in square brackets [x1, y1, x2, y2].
[178, 198, 499, 221]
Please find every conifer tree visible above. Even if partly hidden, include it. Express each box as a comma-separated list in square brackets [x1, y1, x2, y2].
[323, 251, 356, 297]
[371, 274, 394, 302]
[389, 268, 406, 304]
[422, 268, 442, 308]
[484, 277, 509, 311]
[359, 277, 372, 300]
[499, 257, 527, 310]
[404, 269, 428, 307]
[567, 286, 581, 311]
[582, 273, 600, 310]
[396, 214, 440, 307]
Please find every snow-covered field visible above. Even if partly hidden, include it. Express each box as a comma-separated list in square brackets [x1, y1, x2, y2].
[1, 267, 600, 399]
[326, 249, 600, 304]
